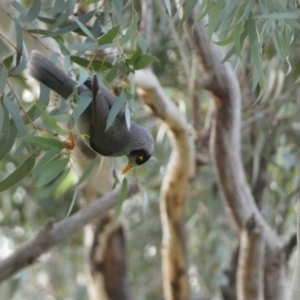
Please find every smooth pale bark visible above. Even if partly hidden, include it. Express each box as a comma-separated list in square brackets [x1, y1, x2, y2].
[135, 69, 195, 300]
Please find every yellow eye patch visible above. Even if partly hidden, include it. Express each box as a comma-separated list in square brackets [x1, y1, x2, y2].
[138, 155, 144, 161]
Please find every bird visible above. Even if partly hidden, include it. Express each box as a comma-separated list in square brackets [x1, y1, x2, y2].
[28, 50, 154, 174]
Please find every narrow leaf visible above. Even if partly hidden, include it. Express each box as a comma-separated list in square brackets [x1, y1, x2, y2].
[0, 154, 36, 193]
[164, 0, 172, 16]
[19, 136, 64, 151]
[14, 19, 23, 65]
[36, 156, 69, 186]
[106, 92, 126, 131]
[98, 26, 119, 45]
[180, 0, 198, 24]
[73, 90, 92, 121]
[0, 65, 8, 92]
[74, 18, 95, 40]
[33, 148, 61, 178]
[0, 122, 17, 161]
[24, 0, 41, 22]
[3, 97, 26, 136]
[2, 55, 14, 69]
[134, 55, 159, 70]
[32, 148, 61, 178]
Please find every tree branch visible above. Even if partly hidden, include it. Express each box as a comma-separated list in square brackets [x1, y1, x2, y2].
[176, 1, 286, 299]
[135, 68, 195, 300]
[0, 182, 139, 282]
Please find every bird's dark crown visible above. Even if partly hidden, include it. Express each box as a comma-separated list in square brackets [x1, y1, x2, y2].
[130, 149, 152, 165]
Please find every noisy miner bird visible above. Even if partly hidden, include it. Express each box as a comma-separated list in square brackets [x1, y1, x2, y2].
[28, 51, 154, 174]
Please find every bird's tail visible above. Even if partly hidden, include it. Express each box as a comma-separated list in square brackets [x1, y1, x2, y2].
[28, 51, 80, 99]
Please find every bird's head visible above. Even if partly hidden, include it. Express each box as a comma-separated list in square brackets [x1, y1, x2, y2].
[121, 149, 152, 174]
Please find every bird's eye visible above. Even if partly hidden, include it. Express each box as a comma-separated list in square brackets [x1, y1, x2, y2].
[137, 155, 144, 162]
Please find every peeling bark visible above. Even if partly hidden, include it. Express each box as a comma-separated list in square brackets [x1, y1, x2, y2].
[236, 215, 265, 300]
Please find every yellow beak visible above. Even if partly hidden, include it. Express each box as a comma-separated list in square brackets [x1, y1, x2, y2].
[121, 163, 133, 175]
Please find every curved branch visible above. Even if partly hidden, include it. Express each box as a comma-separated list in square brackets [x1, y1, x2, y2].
[135, 69, 194, 300]
[176, 1, 286, 299]
[0, 183, 139, 282]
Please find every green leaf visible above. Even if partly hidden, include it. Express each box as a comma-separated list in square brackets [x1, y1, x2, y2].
[105, 65, 118, 83]
[3, 97, 26, 137]
[0, 119, 17, 162]
[19, 136, 64, 151]
[138, 35, 147, 54]
[98, 26, 119, 45]
[11, 1, 27, 17]
[70, 56, 113, 72]
[119, 28, 132, 46]
[77, 67, 89, 86]
[134, 55, 159, 70]
[32, 148, 61, 178]
[0, 65, 8, 92]
[106, 92, 126, 131]
[2, 55, 14, 69]
[130, 14, 138, 48]
[14, 19, 23, 65]
[77, 157, 98, 185]
[73, 90, 93, 121]
[180, 0, 198, 24]
[74, 18, 95, 40]
[11, 54, 28, 76]
[207, 1, 224, 42]
[0, 100, 5, 134]
[36, 156, 69, 186]
[126, 48, 143, 65]
[0, 154, 36, 193]
[24, 0, 41, 22]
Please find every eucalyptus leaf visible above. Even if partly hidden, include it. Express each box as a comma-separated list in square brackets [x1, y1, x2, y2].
[3, 97, 26, 137]
[0, 121, 17, 162]
[180, 0, 198, 24]
[134, 55, 159, 70]
[23, 0, 41, 22]
[0, 154, 36, 193]
[164, 0, 172, 16]
[19, 136, 64, 151]
[3, 55, 14, 69]
[106, 92, 126, 131]
[33, 148, 61, 178]
[11, 54, 28, 76]
[98, 26, 119, 45]
[36, 156, 69, 186]
[0, 65, 8, 92]
[14, 19, 23, 65]
[11, 1, 27, 17]
[74, 18, 95, 40]
[73, 89, 93, 121]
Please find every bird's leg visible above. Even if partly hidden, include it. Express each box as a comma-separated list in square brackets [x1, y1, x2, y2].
[62, 126, 75, 150]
